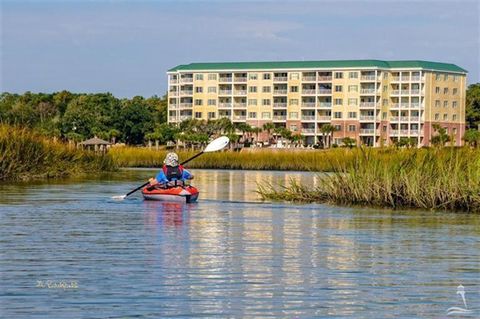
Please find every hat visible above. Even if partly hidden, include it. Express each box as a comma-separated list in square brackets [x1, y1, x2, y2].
[164, 152, 179, 167]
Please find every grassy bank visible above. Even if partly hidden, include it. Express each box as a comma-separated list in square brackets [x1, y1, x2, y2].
[109, 146, 361, 171]
[0, 125, 116, 181]
[258, 147, 480, 212]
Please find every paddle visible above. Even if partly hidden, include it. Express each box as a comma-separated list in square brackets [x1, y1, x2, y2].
[112, 136, 230, 200]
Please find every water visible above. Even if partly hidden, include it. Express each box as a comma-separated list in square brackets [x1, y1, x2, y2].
[1, 169, 479, 318]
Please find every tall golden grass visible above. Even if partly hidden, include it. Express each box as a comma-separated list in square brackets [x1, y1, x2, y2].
[258, 147, 480, 212]
[0, 125, 116, 181]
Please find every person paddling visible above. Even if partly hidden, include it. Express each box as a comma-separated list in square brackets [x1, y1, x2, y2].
[148, 152, 194, 188]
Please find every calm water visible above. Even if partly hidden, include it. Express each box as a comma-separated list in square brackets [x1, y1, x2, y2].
[0, 169, 479, 319]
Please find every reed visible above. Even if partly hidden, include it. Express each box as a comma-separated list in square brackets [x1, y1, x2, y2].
[0, 125, 116, 181]
[258, 147, 480, 212]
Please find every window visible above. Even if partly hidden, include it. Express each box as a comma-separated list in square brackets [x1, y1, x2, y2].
[348, 98, 357, 106]
[435, 100, 440, 107]
[453, 127, 457, 134]
[195, 74, 204, 81]
[208, 112, 216, 119]
[383, 125, 387, 132]
[349, 72, 358, 79]
[290, 86, 299, 93]
[289, 99, 299, 106]
[194, 99, 203, 106]
[208, 99, 216, 106]
[444, 88, 449, 94]
[435, 113, 439, 120]
[443, 101, 448, 108]
[334, 98, 343, 105]
[262, 86, 271, 93]
[334, 125, 342, 131]
[348, 125, 356, 132]
[452, 101, 457, 108]
[453, 75, 459, 82]
[195, 87, 203, 93]
[436, 74, 441, 81]
[334, 112, 342, 119]
[444, 74, 448, 81]
[453, 88, 458, 95]
[435, 87, 440, 94]
[263, 73, 271, 80]
[290, 124, 298, 132]
[208, 86, 216, 93]
[208, 74, 217, 80]
[249, 73, 258, 80]
[249, 86, 257, 93]
[248, 99, 257, 106]
[195, 112, 202, 118]
[383, 72, 388, 79]
[290, 73, 299, 80]
[262, 99, 271, 106]
[348, 112, 357, 118]
[335, 85, 343, 92]
[443, 113, 448, 120]
[249, 112, 257, 119]
[348, 85, 358, 92]
[452, 114, 457, 121]
[262, 112, 271, 119]
[334, 72, 343, 79]
[289, 112, 298, 119]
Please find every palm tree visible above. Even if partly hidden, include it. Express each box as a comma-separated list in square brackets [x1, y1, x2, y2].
[262, 122, 275, 144]
[251, 127, 262, 144]
[320, 124, 336, 148]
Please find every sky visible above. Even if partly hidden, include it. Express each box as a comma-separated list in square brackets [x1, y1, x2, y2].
[1, 0, 479, 98]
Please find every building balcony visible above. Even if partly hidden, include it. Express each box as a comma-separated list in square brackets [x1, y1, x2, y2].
[180, 91, 193, 96]
[179, 103, 192, 108]
[318, 89, 332, 94]
[219, 90, 232, 95]
[234, 77, 247, 82]
[360, 129, 375, 134]
[360, 75, 376, 81]
[273, 89, 287, 95]
[233, 103, 246, 108]
[410, 116, 420, 121]
[302, 89, 316, 95]
[234, 90, 247, 95]
[274, 76, 288, 82]
[301, 115, 315, 121]
[168, 116, 177, 122]
[219, 77, 232, 83]
[410, 89, 420, 94]
[302, 76, 317, 82]
[360, 115, 375, 121]
[301, 102, 316, 108]
[273, 102, 287, 108]
[168, 103, 178, 109]
[360, 89, 376, 94]
[359, 102, 375, 108]
[302, 128, 315, 133]
[233, 115, 246, 121]
[180, 115, 192, 121]
[169, 91, 178, 96]
[273, 115, 287, 121]
[391, 90, 400, 95]
[318, 102, 332, 108]
[219, 103, 232, 108]
[318, 76, 332, 81]
[411, 76, 421, 81]
[218, 114, 230, 119]
[318, 116, 331, 121]
[180, 78, 193, 83]
[169, 79, 178, 84]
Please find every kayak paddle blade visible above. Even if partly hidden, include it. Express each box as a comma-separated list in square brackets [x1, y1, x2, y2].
[204, 136, 229, 153]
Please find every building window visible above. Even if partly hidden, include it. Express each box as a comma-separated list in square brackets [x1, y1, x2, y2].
[262, 99, 271, 106]
[453, 88, 458, 95]
[207, 74, 217, 81]
[195, 74, 204, 81]
[435, 113, 439, 120]
[453, 75, 459, 82]
[290, 73, 299, 80]
[248, 99, 257, 106]
[383, 85, 388, 92]
[194, 99, 203, 106]
[435, 87, 440, 94]
[290, 124, 298, 131]
[195, 87, 203, 93]
[289, 112, 298, 119]
[249, 73, 258, 80]
[335, 85, 343, 92]
[452, 114, 457, 121]
[383, 125, 387, 132]
[249, 112, 257, 119]
[348, 112, 357, 118]
[290, 86, 299, 93]
[249, 86, 257, 93]
[262, 86, 271, 93]
[208, 112, 216, 119]
[443, 101, 448, 108]
[435, 100, 440, 107]
[452, 101, 457, 108]
[262, 112, 271, 119]
[444, 88, 449, 94]
[334, 112, 342, 119]
[208, 99, 216, 106]
[444, 74, 448, 81]
[349, 72, 358, 79]
[334, 72, 343, 79]
[453, 128, 457, 134]
[289, 99, 299, 106]
[436, 74, 441, 81]
[348, 125, 356, 132]
[443, 113, 448, 121]
[195, 112, 202, 118]
[348, 98, 357, 106]
[208, 86, 217, 93]
[263, 73, 271, 80]
[334, 98, 343, 105]
[348, 85, 358, 92]
[334, 125, 342, 131]
[383, 73, 388, 79]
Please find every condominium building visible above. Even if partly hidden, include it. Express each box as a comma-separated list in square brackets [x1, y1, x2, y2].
[167, 60, 467, 146]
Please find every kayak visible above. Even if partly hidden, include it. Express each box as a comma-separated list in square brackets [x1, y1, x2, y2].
[142, 185, 199, 203]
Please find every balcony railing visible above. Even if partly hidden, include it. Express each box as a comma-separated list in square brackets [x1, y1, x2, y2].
[180, 115, 192, 120]
[318, 102, 332, 108]
[318, 116, 331, 121]
[180, 78, 193, 83]
[301, 102, 315, 107]
[273, 102, 287, 108]
[302, 128, 315, 133]
[318, 89, 332, 94]
[274, 77, 288, 82]
[301, 115, 315, 121]
[410, 116, 420, 121]
[168, 116, 177, 122]
[180, 91, 193, 96]
[219, 103, 232, 108]
[169, 79, 178, 84]
[361, 75, 376, 81]
[400, 90, 410, 94]
[273, 115, 287, 120]
[302, 89, 316, 94]
[169, 103, 178, 109]
[234, 90, 247, 95]
[360, 129, 375, 134]
[360, 115, 375, 121]
[410, 89, 420, 94]
[391, 90, 400, 95]
[411, 76, 421, 81]
[218, 114, 230, 119]
[179, 103, 192, 108]
[234, 77, 247, 82]
[169, 91, 178, 96]
[360, 89, 376, 94]
[219, 90, 232, 95]
[318, 76, 332, 81]
[219, 77, 232, 83]
[273, 89, 288, 95]
[411, 103, 421, 108]
[233, 116, 246, 120]
[360, 102, 375, 107]
[302, 76, 316, 82]
[233, 103, 246, 108]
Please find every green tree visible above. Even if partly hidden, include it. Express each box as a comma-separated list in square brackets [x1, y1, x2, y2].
[320, 124, 336, 148]
[463, 129, 480, 147]
[430, 124, 451, 147]
[466, 83, 480, 128]
[262, 122, 275, 143]
[119, 97, 155, 145]
[342, 137, 356, 148]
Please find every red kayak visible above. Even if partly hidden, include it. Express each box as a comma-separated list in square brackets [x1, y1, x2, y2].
[142, 185, 199, 203]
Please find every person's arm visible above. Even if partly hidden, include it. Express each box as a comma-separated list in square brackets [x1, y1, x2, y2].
[150, 171, 168, 185]
[182, 169, 194, 180]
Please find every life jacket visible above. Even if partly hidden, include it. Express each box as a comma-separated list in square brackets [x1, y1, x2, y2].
[162, 164, 184, 181]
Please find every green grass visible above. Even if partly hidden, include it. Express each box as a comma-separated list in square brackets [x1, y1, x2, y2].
[0, 125, 116, 181]
[257, 147, 480, 212]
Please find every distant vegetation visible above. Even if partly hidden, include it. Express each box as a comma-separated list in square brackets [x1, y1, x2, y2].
[258, 147, 480, 213]
[0, 125, 116, 181]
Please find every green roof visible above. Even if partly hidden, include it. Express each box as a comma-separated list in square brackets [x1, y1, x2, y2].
[168, 60, 467, 73]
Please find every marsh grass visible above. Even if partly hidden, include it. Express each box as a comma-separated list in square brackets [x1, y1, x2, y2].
[0, 125, 116, 181]
[258, 147, 480, 212]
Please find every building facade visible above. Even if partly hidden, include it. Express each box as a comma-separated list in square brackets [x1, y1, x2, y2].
[167, 60, 467, 146]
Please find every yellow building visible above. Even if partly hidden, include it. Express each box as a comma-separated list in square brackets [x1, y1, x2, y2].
[167, 60, 467, 146]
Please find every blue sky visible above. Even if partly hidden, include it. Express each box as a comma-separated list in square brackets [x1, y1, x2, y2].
[1, 0, 479, 97]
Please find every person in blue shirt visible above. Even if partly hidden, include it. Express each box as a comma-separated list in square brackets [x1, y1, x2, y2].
[148, 152, 193, 188]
